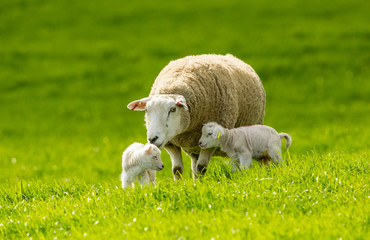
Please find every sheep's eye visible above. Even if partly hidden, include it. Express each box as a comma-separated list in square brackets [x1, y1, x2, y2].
[169, 107, 176, 113]
[207, 132, 212, 136]
[152, 156, 157, 160]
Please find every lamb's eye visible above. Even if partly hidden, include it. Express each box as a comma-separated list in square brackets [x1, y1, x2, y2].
[169, 107, 176, 113]
[152, 156, 158, 160]
[207, 132, 212, 136]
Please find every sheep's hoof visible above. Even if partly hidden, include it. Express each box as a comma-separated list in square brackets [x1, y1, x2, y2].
[197, 164, 207, 175]
[172, 167, 183, 180]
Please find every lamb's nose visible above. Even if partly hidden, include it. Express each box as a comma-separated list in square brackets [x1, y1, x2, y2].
[198, 141, 202, 146]
[148, 136, 159, 144]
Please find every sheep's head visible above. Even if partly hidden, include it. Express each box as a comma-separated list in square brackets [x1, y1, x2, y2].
[142, 144, 164, 171]
[198, 122, 224, 149]
[128, 94, 190, 149]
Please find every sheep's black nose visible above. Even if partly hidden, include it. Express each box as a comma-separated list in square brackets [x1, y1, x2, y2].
[149, 136, 159, 144]
[198, 141, 202, 146]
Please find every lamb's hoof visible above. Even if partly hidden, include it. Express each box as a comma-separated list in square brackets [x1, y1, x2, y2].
[172, 167, 183, 180]
[197, 164, 207, 175]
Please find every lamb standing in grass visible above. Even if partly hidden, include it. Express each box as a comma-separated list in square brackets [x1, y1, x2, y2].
[127, 54, 265, 180]
[121, 143, 164, 189]
[198, 122, 292, 169]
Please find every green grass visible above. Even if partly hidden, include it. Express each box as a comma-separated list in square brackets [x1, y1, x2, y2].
[1, 0, 369, 239]
[1, 152, 369, 239]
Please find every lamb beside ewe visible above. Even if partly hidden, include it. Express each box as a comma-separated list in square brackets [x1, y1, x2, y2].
[128, 54, 265, 180]
[121, 143, 164, 189]
[199, 122, 292, 169]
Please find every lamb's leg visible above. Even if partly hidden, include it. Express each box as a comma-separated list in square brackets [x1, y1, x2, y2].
[122, 180, 131, 189]
[147, 170, 157, 187]
[271, 148, 283, 164]
[138, 171, 150, 186]
[164, 143, 183, 180]
[121, 178, 131, 189]
[239, 152, 253, 170]
[230, 157, 240, 172]
[196, 147, 217, 177]
[121, 173, 131, 189]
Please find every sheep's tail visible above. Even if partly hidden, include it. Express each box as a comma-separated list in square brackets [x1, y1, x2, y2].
[279, 133, 292, 150]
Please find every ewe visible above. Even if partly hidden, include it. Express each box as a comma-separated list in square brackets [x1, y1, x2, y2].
[199, 122, 292, 169]
[121, 143, 164, 189]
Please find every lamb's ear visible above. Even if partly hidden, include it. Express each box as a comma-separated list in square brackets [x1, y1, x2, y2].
[175, 95, 189, 111]
[144, 144, 152, 154]
[127, 97, 151, 111]
[213, 127, 223, 139]
[213, 130, 221, 139]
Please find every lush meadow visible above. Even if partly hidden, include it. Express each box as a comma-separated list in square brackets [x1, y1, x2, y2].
[0, 0, 369, 239]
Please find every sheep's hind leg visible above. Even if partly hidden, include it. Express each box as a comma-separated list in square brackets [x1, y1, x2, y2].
[271, 148, 283, 164]
[164, 143, 183, 180]
[230, 157, 241, 172]
[196, 147, 217, 177]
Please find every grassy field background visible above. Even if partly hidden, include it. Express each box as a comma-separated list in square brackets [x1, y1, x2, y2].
[0, 0, 369, 239]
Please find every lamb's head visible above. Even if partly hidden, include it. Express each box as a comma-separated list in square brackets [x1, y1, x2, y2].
[142, 143, 164, 171]
[199, 122, 225, 149]
[128, 94, 190, 149]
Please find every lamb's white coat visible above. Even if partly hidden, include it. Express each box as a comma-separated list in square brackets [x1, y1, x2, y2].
[121, 143, 164, 189]
[199, 122, 292, 169]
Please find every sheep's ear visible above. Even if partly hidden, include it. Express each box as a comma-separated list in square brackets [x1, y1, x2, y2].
[213, 131, 221, 139]
[144, 144, 152, 154]
[127, 97, 151, 111]
[175, 95, 189, 111]
[213, 127, 222, 139]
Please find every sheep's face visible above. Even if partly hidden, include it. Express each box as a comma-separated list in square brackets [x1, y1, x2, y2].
[199, 122, 224, 149]
[142, 144, 164, 171]
[128, 94, 189, 149]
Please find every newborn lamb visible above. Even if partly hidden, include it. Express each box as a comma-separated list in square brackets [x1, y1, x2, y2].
[198, 122, 292, 169]
[121, 142, 164, 189]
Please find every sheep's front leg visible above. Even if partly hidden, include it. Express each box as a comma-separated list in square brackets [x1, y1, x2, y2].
[138, 171, 151, 186]
[121, 173, 131, 189]
[196, 147, 217, 177]
[164, 143, 183, 180]
[239, 151, 253, 170]
[147, 170, 157, 187]
[187, 153, 199, 180]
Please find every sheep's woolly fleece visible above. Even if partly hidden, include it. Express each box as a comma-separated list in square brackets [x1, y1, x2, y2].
[150, 54, 266, 155]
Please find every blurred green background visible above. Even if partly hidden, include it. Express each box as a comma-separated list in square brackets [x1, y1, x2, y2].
[1, 0, 369, 182]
